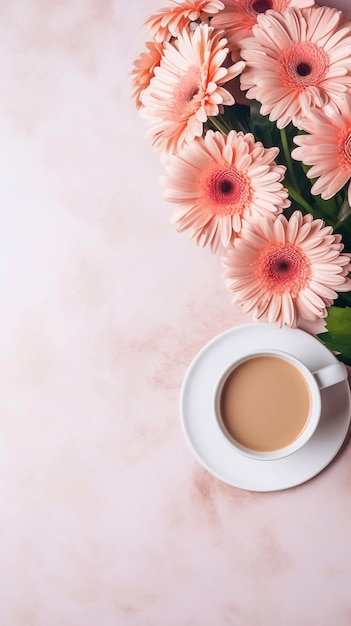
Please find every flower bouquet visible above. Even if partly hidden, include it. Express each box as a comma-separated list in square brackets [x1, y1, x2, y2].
[132, 0, 351, 365]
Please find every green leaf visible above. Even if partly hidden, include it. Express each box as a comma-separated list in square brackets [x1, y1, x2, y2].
[207, 104, 251, 135]
[225, 103, 251, 133]
[248, 100, 279, 148]
[333, 291, 351, 308]
[317, 306, 351, 365]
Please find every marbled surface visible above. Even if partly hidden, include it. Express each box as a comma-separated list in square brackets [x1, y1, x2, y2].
[1, 1, 351, 625]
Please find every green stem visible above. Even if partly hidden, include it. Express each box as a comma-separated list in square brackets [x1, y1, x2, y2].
[208, 115, 231, 135]
[279, 126, 320, 218]
[333, 218, 346, 232]
[280, 127, 299, 191]
[286, 184, 318, 217]
[208, 113, 248, 135]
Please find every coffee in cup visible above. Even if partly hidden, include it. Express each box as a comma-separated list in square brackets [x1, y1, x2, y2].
[215, 349, 347, 461]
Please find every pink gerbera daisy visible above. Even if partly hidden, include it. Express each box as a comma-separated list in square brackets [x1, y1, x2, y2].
[161, 129, 289, 251]
[145, 0, 225, 42]
[211, 0, 314, 60]
[292, 95, 351, 204]
[141, 25, 245, 155]
[131, 41, 164, 109]
[240, 6, 351, 128]
[221, 211, 351, 327]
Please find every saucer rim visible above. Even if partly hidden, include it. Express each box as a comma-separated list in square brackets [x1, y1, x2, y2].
[180, 323, 351, 492]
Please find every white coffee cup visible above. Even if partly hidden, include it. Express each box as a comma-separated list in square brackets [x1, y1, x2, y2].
[214, 349, 348, 461]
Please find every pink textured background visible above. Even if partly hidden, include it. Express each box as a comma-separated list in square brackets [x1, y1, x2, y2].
[0, 1, 351, 625]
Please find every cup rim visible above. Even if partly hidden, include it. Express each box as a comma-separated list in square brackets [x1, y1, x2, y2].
[214, 349, 321, 461]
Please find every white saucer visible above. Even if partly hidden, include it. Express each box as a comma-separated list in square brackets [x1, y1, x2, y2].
[180, 323, 351, 492]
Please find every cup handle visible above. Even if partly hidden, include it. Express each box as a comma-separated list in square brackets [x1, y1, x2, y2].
[313, 362, 348, 390]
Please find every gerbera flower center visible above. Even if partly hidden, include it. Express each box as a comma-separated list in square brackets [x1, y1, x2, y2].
[339, 130, 351, 170]
[296, 62, 311, 77]
[198, 163, 251, 216]
[255, 243, 311, 295]
[279, 42, 329, 89]
[169, 65, 201, 121]
[251, 0, 273, 14]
